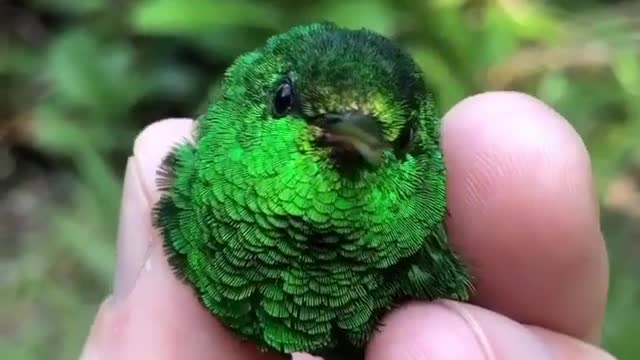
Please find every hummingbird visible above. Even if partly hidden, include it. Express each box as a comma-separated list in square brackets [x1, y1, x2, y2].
[154, 22, 472, 360]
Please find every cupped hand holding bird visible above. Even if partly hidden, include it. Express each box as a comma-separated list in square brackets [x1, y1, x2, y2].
[80, 92, 613, 360]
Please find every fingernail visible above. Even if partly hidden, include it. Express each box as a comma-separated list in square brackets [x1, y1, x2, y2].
[436, 300, 556, 360]
[437, 300, 497, 360]
[112, 158, 155, 303]
[367, 301, 495, 360]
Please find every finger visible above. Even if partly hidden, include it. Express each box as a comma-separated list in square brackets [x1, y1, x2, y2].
[81, 119, 281, 360]
[366, 301, 616, 360]
[441, 92, 609, 342]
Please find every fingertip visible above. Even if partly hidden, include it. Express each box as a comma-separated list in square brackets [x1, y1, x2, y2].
[442, 91, 600, 239]
[366, 302, 485, 360]
[440, 91, 608, 342]
[366, 301, 551, 360]
[367, 301, 615, 360]
[86, 118, 282, 359]
[529, 326, 618, 360]
[442, 91, 594, 209]
[113, 158, 154, 301]
[133, 118, 195, 203]
[113, 118, 196, 303]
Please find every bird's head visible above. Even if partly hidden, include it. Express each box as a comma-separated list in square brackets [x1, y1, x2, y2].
[202, 23, 439, 175]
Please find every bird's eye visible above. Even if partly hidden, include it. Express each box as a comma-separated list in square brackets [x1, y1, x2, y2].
[393, 122, 417, 158]
[272, 79, 294, 118]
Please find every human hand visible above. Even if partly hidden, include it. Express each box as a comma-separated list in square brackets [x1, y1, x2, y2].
[80, 92, 614, 360]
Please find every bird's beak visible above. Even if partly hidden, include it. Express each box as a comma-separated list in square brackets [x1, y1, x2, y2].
[311, 111, 391, 166]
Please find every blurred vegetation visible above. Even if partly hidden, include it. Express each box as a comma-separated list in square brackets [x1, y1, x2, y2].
[1, 0, 639, 359]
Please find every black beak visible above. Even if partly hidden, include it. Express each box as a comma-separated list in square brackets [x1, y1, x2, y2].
[311, 111, 391, 166]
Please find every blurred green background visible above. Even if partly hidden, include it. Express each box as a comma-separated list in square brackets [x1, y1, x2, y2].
[1, 0, 639, 359]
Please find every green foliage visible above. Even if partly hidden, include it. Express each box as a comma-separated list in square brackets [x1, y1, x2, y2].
[2, 0, 638, 359]
[132, 0, 283, 34]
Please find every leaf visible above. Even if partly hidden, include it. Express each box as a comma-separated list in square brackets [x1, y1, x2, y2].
[536, 71, 570, 104]
[613, 48, 640, 97]
[32, 104, 88, 154]
[481, 5, 520, 68]
[48, 31, 145, 112]
[131, 0, 283, 34]
[306, 0, 394, 37]
[408, 47, 468, 110]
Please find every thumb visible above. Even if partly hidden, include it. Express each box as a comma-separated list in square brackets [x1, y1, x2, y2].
[366, 301, 616, 360]
[80, 119, 281, 360]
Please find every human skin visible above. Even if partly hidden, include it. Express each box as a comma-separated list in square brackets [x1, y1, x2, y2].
[80, 92, 614, 360]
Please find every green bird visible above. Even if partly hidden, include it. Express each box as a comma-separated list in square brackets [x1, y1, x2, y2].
[154, 22, 473, 360]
